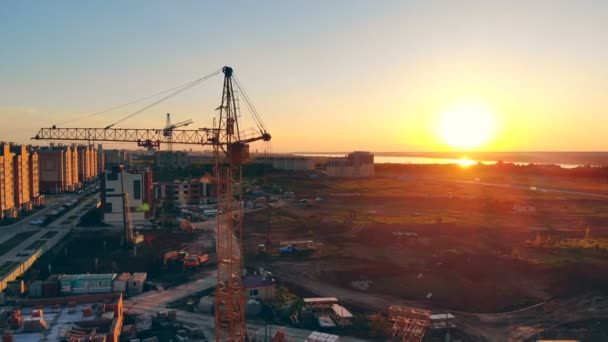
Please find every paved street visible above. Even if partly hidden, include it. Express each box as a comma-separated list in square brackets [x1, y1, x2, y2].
[0, 193, 99, 292]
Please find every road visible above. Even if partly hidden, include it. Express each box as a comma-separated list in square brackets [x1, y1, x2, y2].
[447, 179, 608, 199]
[0, 193, 92, 242]
[0, 192, 99, 292]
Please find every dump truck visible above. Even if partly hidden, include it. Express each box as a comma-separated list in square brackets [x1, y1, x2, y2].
[163, 251, 189, 265]
[183, 254, 209, 269]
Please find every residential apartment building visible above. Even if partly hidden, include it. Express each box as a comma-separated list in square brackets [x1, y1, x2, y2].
[28, 149, 43, 206]
[77, 145, 99, 183]
[0, 143, 45, 221]
[11, 145, 31, 211]
[0, 144, 16, 220]
[37, 144, 81, 193]
[326, 151, 374, 178]
[101, 167, 153, 225]
[70, 145, 78, 186]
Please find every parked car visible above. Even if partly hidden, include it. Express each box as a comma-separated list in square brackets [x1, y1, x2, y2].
[30, 219, 44, 225]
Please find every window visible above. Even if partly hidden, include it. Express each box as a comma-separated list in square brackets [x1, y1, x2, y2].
[133, 282, 137, 286]
[249, 289, 259, 297]
[133, 180, 141, 200]
[104, 203, 113, 213]
[107, 172, 118, 181]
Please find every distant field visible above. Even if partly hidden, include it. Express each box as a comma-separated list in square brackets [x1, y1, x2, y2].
[246, 171, 608, 313]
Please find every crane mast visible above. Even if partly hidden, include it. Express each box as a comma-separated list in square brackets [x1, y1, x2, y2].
[213, 66, 247, 341]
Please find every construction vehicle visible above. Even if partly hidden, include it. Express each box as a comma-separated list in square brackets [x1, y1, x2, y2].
[163, 250, 208, 270]
[184, 254, 209, 269]
[163, 250, 189, 265]
[258, 240, 317, 256]
[33, 66, 271, 341]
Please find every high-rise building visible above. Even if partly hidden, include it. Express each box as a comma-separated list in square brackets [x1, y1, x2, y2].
[77, 145, 99, 183]
[0, 143, 16, 220]
[70, 145, 79, 187]
[91, 145, 98, 178]
[11, 144, 32, 211]
[28, 148, 44, 206]
[37, 144, 81, 193]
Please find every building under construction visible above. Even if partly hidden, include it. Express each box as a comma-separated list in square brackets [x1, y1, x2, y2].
[101, 166, 154, 226]
[3, 292, 124, 342]
[326, 151, 375, 178]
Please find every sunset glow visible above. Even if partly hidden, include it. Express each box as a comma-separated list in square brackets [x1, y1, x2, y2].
[438, 103, 496, 150]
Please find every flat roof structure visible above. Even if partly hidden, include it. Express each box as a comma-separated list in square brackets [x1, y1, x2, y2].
[303, 297, 339, 304]
[331, 304, 353, 319]
[7, 293, 124, 342]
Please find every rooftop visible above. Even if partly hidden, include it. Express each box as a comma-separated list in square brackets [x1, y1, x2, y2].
[243, 275, 274, 288]
[130, 273, 147, 281]
[11, 293, 123, 342]
[303, 297, 339, 304]
[60, 273, 115, 281]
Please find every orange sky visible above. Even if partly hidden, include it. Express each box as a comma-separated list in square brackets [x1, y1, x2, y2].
[1, 1, 607, 152]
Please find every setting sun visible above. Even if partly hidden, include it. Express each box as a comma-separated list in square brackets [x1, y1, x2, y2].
[439, 103, 496, 150]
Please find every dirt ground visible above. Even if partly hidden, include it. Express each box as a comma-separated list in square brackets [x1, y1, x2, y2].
[244, 171, 608, 339]
[25, 229, 215, 286]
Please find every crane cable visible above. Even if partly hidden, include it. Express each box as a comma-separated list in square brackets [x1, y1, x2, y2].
[233, 74, 267, 133]
[54, 73, 217, 127]
[105, 69, 222, 129]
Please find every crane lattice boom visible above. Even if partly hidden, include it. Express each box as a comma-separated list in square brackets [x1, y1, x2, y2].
[32, 127, 217, 149]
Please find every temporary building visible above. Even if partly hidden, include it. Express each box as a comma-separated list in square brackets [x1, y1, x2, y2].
[127, 273, 147, 296]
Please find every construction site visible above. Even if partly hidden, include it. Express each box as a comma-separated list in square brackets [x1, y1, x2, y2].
[0, 65, 607, 342]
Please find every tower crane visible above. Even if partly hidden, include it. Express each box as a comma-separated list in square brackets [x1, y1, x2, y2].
[164, 113, 194, 151]
[32, 66, 271, 341]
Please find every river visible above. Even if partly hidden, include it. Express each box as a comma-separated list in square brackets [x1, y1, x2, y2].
[294, 153, 581, 168]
